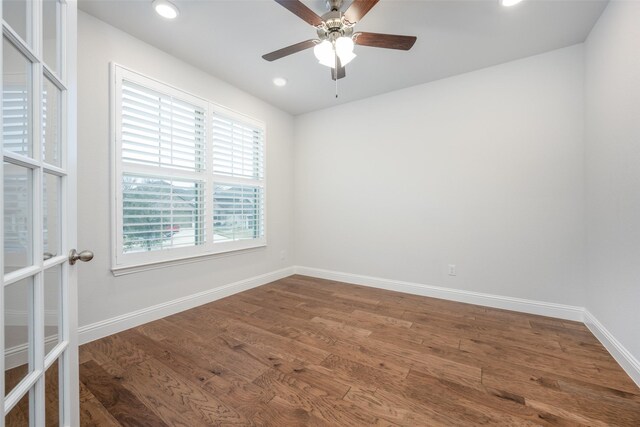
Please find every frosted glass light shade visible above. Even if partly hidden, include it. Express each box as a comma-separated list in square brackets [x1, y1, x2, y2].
[338, 50, 356, 66]
[314, 40, 336, 68]
[335, 37, 356, 66]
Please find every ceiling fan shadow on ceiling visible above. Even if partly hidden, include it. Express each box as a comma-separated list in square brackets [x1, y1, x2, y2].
[262, 0, 417, 82]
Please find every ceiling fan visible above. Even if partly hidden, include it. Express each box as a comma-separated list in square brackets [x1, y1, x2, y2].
[262, 0, 417, 81]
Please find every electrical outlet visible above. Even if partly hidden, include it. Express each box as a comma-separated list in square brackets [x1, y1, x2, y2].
[280, 250, 287, 261]
[448, 264, 456, 276]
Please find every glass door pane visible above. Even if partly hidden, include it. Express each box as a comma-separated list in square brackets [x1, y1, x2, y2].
[2, 37, 33, 157]
[43, 77, 61, 166]
[43, 173, 60, 258]
[4, 276, 33, 395]
[44, 265, 61, 355]
[2, 0, 29, 44]
[4, 162, 33, 274]
[5, 392, 29, 426]
[43, 0, 61, 75]
[45, 359, 61, 426]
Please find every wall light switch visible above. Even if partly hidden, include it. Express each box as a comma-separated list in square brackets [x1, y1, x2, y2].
[448, 264, 456, 276]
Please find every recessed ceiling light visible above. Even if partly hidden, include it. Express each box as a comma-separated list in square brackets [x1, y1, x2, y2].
[153, 0, 179, 19]
[501, 0, 524, 6]
[273, 77, 287, 87]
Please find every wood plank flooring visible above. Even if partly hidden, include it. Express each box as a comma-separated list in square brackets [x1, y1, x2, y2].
[78, 275, 640, 426]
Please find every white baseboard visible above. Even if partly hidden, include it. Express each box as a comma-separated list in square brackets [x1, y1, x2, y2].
[583, 310, 640, 387]
[295, 266, 584, 321]
[5, 335, 59, 370]
[77, 266, 295, 345]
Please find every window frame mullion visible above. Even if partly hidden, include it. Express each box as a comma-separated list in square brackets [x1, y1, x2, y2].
[204, 104, 214, 252]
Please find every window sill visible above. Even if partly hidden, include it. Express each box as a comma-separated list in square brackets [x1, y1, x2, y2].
[111, 244, 266, 277]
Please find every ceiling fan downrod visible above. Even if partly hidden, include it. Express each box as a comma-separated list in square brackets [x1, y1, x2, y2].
[326, 0, 343, 12]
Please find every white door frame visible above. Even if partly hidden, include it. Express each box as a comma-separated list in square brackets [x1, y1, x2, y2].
[1, 0, 79, 425]
[64, 1, 79, 426]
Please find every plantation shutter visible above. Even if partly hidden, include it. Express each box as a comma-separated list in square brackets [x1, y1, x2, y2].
[211, 111, 265, 243]
[3, 86, 30, 156]
[113, 66, 267, 271]
[3, 87, 31, 261]
[119, 79, 207, 254]
[121, 80, 205, 172]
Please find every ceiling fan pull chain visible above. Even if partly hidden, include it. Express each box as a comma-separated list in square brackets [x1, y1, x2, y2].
[335, 52, 339, 98]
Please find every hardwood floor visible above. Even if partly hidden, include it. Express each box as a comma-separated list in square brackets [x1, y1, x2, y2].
[77, 275, 640, 426]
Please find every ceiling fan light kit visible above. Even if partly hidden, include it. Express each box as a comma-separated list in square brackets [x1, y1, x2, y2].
[313, 37, 356, 68]
[263, 0, 417, 81]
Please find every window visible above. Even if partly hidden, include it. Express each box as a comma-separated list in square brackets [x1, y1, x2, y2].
[211, 109, 265, 244]
[112, 65, 266, 273]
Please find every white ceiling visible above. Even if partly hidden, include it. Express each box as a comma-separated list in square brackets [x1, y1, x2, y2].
[78, 0, 607, 115]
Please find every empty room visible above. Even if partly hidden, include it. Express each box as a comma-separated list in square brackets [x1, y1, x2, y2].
[1, 0, 639, 425]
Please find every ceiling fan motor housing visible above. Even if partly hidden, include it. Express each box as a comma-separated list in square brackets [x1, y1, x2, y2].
[317, 10, 354, 42]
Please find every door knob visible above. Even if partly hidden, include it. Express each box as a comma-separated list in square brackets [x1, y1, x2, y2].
[69, 249, 94, 265]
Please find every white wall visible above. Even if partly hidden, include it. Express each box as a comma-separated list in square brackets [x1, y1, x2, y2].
[77, 12, 295, 328]
[294, 45, 586, 306]
[584, 1, 640, 360]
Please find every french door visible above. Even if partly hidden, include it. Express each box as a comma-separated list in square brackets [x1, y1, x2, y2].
[1, 0, 79, 426]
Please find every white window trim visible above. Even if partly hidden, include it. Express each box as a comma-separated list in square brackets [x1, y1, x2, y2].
[110, 64, 267, 276]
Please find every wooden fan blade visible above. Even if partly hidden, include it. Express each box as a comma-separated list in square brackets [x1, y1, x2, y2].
[262, 39, 317, 62]
[274, 0, 323, 27]
[343, 0, 380, 24]
[331, 58, 346, 81]
[354, 32, 417, 50]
